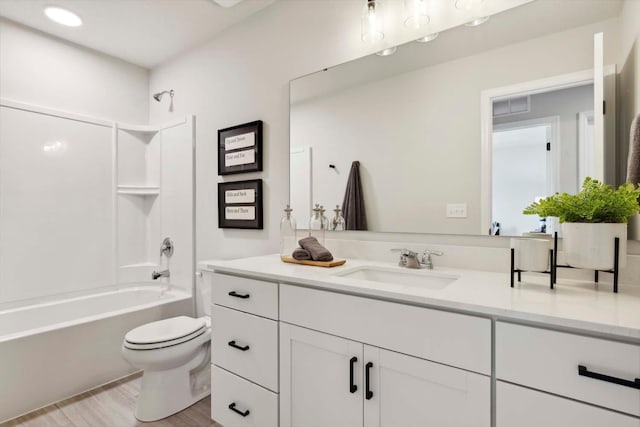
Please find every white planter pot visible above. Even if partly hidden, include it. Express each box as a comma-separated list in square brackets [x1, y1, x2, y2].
[562, 223, 627, 270]
[510, 238, 551, 272]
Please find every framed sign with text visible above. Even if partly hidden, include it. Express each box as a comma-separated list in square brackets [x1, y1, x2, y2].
[218, 120, 263, 175]
[218, 179, 263, 229]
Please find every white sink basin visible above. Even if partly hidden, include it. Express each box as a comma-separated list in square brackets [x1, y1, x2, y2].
[334, 266, 459, 290]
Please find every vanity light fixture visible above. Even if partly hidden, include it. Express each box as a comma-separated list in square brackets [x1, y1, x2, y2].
[454, 0, 484, 11]
[403, 0, 430, 29]
[361, 0, 385, 43]
[44, 6, 83, 27]
[455, 0, 490, 27]
[415, 32, 439, 43]
[464, 16, 490, 26]
[376, 46, 397, 56]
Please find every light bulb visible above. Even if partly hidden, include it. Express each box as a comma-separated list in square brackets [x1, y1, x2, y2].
[404, 0, 430, 29]
[362, 0, 384, 43]
[415, 33, 439, 43]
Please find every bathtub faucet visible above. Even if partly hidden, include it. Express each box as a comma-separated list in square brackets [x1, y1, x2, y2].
[152, 269, 170, 280]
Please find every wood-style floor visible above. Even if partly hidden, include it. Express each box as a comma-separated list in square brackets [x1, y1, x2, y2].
[1, 373, 219, 427]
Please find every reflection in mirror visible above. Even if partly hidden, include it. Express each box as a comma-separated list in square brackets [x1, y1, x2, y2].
[290, 0, 633, 237]
[491, 85, 594, 237]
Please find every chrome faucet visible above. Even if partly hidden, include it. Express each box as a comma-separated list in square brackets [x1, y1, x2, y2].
[152, 269, 170, 280]
[420, 250, 443, 270]
[391, 248, 443, 269]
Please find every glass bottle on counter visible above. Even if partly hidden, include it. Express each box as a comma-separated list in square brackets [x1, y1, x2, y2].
[280, 204, 297, 260]
[308, 204, 325, 246]
[320, 205, 330, 230]
[332, 205, 345, 231]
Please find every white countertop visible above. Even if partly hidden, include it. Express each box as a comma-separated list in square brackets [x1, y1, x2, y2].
[200, 255, 640, 341]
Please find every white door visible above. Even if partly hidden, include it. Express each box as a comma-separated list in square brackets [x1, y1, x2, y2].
[363, 345, 490, 427]
[497, 382, 639, 427]
[492, 122, 553, 236]
[279, 323, 363, 427]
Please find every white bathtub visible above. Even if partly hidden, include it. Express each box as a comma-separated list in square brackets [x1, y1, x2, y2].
[0, 283, 192, 423]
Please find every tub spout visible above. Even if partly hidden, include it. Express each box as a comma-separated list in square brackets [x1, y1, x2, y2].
[152, 269, 170, 280]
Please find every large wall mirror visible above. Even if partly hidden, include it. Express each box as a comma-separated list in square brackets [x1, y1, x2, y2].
[290, 0, 634, 238]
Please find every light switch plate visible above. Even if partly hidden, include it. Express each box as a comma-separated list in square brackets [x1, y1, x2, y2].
[447, 203, 467, 218]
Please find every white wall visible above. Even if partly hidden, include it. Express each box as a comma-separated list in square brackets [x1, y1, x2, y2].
[0, 18, 149, 123]
[150, 1, 450, 260]
[291, 22, 616, 235]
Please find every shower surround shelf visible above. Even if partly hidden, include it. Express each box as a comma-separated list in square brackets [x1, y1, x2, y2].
[117, 185, 160, 196]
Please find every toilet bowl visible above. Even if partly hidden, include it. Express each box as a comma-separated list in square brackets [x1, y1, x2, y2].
[121, 315, 212, 422]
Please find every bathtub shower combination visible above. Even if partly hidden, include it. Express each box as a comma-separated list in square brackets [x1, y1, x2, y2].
[0, 99, 196, 422]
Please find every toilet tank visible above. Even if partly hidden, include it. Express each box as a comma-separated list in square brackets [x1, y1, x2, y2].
[195, 270, 212, 317]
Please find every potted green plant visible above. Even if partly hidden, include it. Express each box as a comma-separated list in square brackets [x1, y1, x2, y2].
[523, 177, 640, 270]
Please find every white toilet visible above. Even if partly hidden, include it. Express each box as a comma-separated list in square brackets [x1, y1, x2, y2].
[121, 315, 212, 421]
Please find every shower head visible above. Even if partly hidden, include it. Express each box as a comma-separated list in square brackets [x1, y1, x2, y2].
[153, 89, 174, 102]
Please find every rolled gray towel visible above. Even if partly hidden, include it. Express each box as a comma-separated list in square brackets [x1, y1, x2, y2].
[298, 236, 334, 262]
[292, 248, 312, 261]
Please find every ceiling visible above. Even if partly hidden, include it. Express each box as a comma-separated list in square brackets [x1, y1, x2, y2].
[0, 0, 275, 69]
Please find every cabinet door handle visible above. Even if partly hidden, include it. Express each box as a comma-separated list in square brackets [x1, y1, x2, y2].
[365, 362, 374, 400]
[349, 357, 358, 393]
[228, 291, 250, 299]
[228, 340, 250, 351]
[578, 365, 640, 389]
[228, 402, 250, 417]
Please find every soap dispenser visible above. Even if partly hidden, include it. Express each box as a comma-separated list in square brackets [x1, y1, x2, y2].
[280, 204, 297, 259]
[308, 204, 325, 246]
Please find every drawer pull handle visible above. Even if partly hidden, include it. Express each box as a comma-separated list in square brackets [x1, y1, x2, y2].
[365, 361, 374, 400]
[349, 357, 358, 393]
[228, 402, 250, 417]
[228, 291, 250, 299]
[228, 340, 250, 351]
[578, 365, 640, 389]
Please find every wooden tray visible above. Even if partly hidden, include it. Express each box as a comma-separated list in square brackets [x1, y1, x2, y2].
[281, 257, 346, 268]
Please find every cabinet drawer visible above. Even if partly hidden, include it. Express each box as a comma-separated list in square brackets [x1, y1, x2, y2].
[280, 284, 491, 375]
[496, 322, 640, 416]
[212, 305, 278, 391]
[210, 272, 278, 319]
[212, 366, 278, 427]
[497, 381, 639, 427]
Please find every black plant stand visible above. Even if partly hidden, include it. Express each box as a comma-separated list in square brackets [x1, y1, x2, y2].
[552, 232, 620, 293]
[510, 232, 621, 293]
[510, 247, 555, 289]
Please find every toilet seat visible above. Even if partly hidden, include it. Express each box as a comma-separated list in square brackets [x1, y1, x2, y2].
[124, 316, 208, 350]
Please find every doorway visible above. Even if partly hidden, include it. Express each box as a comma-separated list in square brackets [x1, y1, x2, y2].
[492, 118, 557, 236]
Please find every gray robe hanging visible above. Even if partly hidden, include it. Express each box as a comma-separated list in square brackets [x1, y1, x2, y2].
[341, 161, 368, 231]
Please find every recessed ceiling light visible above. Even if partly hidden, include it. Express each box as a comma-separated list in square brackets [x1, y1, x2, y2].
[464, 16, 490, 26]
[415, 33, 439, 43]
[44, 6, 83, 27]
[376, 46, 397, 57]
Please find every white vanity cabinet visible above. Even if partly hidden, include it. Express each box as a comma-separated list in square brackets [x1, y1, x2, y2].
[496, 322, 640, 425]
[206, 263, 640, 427]
[208, 272, 279, 427]
[279, 284, 491, 427]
